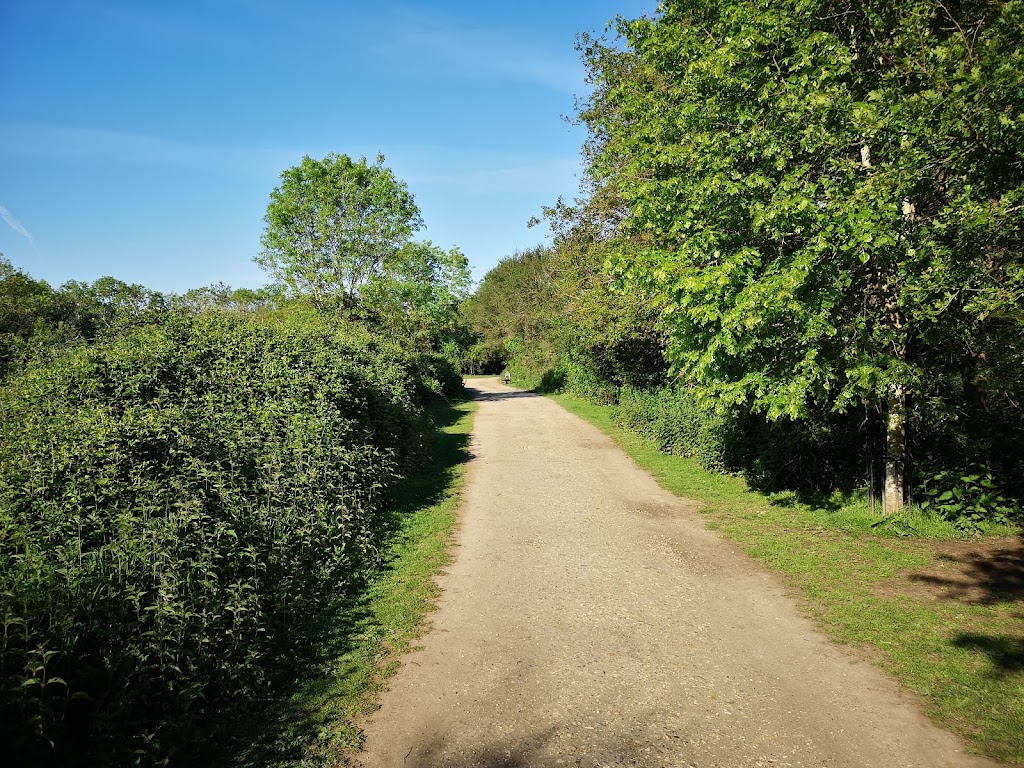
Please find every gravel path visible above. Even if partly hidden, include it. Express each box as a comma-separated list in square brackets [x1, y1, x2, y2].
[357, 378, 992, 768]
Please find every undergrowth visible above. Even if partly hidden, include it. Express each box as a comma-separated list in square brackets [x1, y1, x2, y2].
[0, 312, 462, 766]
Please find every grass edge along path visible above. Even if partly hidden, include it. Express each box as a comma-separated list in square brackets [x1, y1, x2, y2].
[549, 391, 1023, 767]
[205, 397, 476, 768]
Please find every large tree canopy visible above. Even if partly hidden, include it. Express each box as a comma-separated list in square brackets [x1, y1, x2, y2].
[579, 0, 1024, 510]
[256, 153, 423, 305]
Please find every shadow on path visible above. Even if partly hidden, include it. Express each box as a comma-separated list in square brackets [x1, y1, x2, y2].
[400, 721, 687, 768]
[465, 388, 539, 403]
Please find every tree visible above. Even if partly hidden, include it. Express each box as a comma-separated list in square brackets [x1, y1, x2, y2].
[256, 153, 423, 306]
[0, 257, 66, 377]
[58, 276, 166, 338]
[463, 246, 558, 350]
[359, 241, 472, 352]
[578, 0, 1024, 512]
[533, 181, 669, 393]
[172, 282, 285, 315]
[0, 260, 168, 378]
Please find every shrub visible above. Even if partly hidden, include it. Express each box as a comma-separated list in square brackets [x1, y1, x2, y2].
[614, 387, 868, 492]
[919, 467, 1021, 533]
[615, 387, 732, 471]
[0, 311, 446, 765]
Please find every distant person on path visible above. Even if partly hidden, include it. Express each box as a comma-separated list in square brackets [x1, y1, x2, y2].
[503, 371, 511, 385]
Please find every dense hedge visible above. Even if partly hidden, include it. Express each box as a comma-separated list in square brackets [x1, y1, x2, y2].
[0, 311, 460, 766]
[613, 384, 1024, 524]
[615, 386, 873, 494]
[615, 387, 733, 472]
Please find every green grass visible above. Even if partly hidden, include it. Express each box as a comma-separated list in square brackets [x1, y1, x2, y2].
[550, 392, 1024, 766]
[195, 397, 476, 767]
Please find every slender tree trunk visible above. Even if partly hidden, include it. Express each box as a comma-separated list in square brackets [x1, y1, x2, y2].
[882, 384, 906, 514]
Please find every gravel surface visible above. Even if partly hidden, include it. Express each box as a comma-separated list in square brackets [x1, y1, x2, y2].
[357, 378, 993, 768]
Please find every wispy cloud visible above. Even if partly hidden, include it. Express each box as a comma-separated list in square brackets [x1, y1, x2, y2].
[0, 123, 302, 174]
[309, 143, 582, 197]
[0, 203, 38, 250]
[399, 151, 580, 196]
[0, 122, 581, 197]
[382, 13, 583, 94]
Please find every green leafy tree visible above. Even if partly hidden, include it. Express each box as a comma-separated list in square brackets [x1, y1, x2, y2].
[463, 246, 559, 367]
[360, 241, 472, 353]
[578, 0, 1024, 512]
[172, 282, 285, 314]
[534, 188, 669, 394]
[57, 276, 166, 338]
[0, 257, 60, 336]
[0, 257, 68, 376]
[256, 153, 423, 306]
[0, 260, 169, 377]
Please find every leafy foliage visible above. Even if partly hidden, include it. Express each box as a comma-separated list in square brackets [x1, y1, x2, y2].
[458, 0, 1023, 520]
[581, 0, 1022, 413]
[614, 385, 869, 492]
[0, 258, 168, 380]
[359, 240, 473, 356]
[0, 310, 458, 766]
[257, 153, 423, 305]
[254, 153, 476, 368]
[564, 0, 1024, 512]
[919, 468, 1021, 533]
[463, 242, 667, 393]
[615, 386, 731, 471]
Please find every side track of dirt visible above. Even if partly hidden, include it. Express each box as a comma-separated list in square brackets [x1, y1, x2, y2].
[357, 378, 994, 767]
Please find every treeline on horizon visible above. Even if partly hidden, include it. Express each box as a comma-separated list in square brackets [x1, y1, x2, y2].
[0, 154, 477, 765]
[465, 0, 1024, 529]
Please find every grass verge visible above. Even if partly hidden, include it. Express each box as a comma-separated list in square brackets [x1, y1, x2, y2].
[549, 391, 1024, 766]
[197, 397, 476, 767]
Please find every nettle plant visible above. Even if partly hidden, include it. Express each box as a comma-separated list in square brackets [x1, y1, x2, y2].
[0, 310, 460, 765]
[919, 467, 1021, 533]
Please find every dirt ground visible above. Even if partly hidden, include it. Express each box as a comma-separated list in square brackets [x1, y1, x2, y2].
[877, 536, 1024, 606]
[357, 378, 997, 767]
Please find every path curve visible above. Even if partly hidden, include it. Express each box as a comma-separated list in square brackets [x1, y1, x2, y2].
[358, 378, 992, 768]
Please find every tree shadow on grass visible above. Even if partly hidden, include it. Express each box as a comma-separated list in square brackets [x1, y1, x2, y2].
[188, 398, 475, 767]
[952, 632, 1024, 677]
[907, 535, 1024, 605]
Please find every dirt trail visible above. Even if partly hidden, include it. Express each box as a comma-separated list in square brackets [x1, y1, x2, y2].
[357, 378, 993, 768]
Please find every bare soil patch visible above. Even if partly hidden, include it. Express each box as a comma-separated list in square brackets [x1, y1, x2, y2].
[876, 535, 1024, 607]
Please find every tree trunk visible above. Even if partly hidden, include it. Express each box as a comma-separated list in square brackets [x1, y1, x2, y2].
[882, 384, 906, 514]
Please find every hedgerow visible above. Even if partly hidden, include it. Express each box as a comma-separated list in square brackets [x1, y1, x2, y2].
[615, 386, 732, 472]
[617, 385, 881, 491]
[0, 310, 459, 766]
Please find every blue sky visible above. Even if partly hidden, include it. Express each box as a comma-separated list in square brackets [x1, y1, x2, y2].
[0, 0, 653, 293]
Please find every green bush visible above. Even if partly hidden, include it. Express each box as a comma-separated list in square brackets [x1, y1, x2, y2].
[615, 386, 732, 471]
[551, 357, 617, 403]
[919, 467, 1021, 533]
[461, 340, 506, 375]
[408, 351, 464, 401]
[0, 311, 447, 766]
[614, 387, 869, 493]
